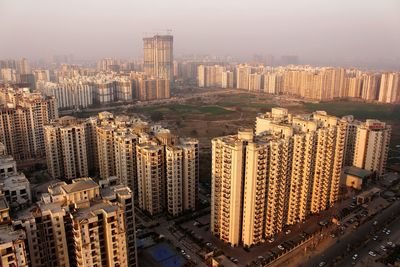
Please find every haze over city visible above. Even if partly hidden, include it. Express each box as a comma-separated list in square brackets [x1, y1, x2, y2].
[1, 0, 400, 68]
[1, 1, 400, 267]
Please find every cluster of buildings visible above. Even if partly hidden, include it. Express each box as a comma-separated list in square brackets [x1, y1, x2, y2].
[197, 64, 400, 103]
[0, 88, 58, 160]
[44, 112, 199, 217]
[37, 72, 170, 110]
[0, 156, 138, 266]
[1, 34, 174, 110]
[211, 108, 391, 247]
[0, 113, 141, 266]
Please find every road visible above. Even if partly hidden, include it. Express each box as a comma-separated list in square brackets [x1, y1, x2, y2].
[340, 213, 400, 267]
[303, 200, 400, 267]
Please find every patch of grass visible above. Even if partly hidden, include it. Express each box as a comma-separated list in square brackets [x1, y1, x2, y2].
[135, 104, 234, 116]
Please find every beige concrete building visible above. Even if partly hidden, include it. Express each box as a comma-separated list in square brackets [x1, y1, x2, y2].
[197, 65, 226, 88]
[180, 138, 199, 212]
[211, 130, 250, 246]
[166, 146, 183, 216]
[71, 201, 128, 267]
[0, 225, 28, 267]
[0, 149, 31, 210]
[44, 116, 88, 180]
[97, 125, 117, 179]
[221, 70, 234, 88]
[100, 176, 138, 267]
[0, 90, 58, 160]
[136, 143, 165, 216]
[353, 120, 391, 176]
[143, 35, 173, 83]
[114, 130, 139, 197]
[212, 108, 358, 247]
[13, 177, 137, 267]
[236, 65, 253, 90]
[134, 76, 170, 101]
[164, 138, 199, 216]
[379, 72, 400, 103]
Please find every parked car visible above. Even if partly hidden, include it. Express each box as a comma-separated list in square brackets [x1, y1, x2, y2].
[368, 251, 377, 257]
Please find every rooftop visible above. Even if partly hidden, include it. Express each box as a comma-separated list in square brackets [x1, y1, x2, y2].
[0, 225, 26, 244]
[344, 166, 373, 178]
[73, 200, 119, 220]
[61, 179, 99, 194]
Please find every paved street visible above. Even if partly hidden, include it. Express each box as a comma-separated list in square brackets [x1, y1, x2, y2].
[302, 200, 400, 267]
[340, 213, 400, 267]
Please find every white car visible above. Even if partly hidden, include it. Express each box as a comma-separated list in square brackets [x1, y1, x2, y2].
[380, 245, 387, 252]
[387, 241, 394, 247]
[368, 251, 377, 257]
[386, 230, 391, 235]
[285, 229, 291, 235]
[319, 262, 326, 267]
[278, 245, 285, 250]
[268, 237, 275, 243]
[352, 254, 358, 260]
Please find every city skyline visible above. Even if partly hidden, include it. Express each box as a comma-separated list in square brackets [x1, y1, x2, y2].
[1, 0, 400, 69]
[0, 1, 399, 266]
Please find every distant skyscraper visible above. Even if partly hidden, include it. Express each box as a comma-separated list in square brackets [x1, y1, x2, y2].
[18, 58, 30, 75]
[143, 35, 173, 85]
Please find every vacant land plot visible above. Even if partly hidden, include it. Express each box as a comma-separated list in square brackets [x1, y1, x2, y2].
[72, 90, 400, 180]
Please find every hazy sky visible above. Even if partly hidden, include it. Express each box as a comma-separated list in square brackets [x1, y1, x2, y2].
[0, 0, 399, 66]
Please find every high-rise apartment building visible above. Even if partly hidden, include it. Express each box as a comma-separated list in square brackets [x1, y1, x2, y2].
[378, 72, 400, 103]
[114, 129, 138, 197]
[211, 129, 251, 246]
[221, 71, 234, 88]
[39, 80, 94, 110]
[0, 90, 58, 160]
[0, 225, 28, 267]
[236, 65, 253, 90]
[361, 73, 380, 101]
[211, 108, 364, 247]
[165, 138, 199, 216]
[18, 58, 31, 75]
[353, 120, 391, 176]
[97, 124, 117, 179]
[100, 176, 138, 267]
[44, 116, 89, 180]
[136, 143, 165, 216]
[143, 35, 173, 85]
[133, 76, 170, 101]
[13, 177, 137, 267]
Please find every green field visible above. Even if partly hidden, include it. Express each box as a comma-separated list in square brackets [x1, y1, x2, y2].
[134, 104, 234, 116]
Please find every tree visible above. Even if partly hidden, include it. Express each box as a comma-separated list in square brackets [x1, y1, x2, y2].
[150, 111, 164, 121]
[190, 129, 198, 136]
